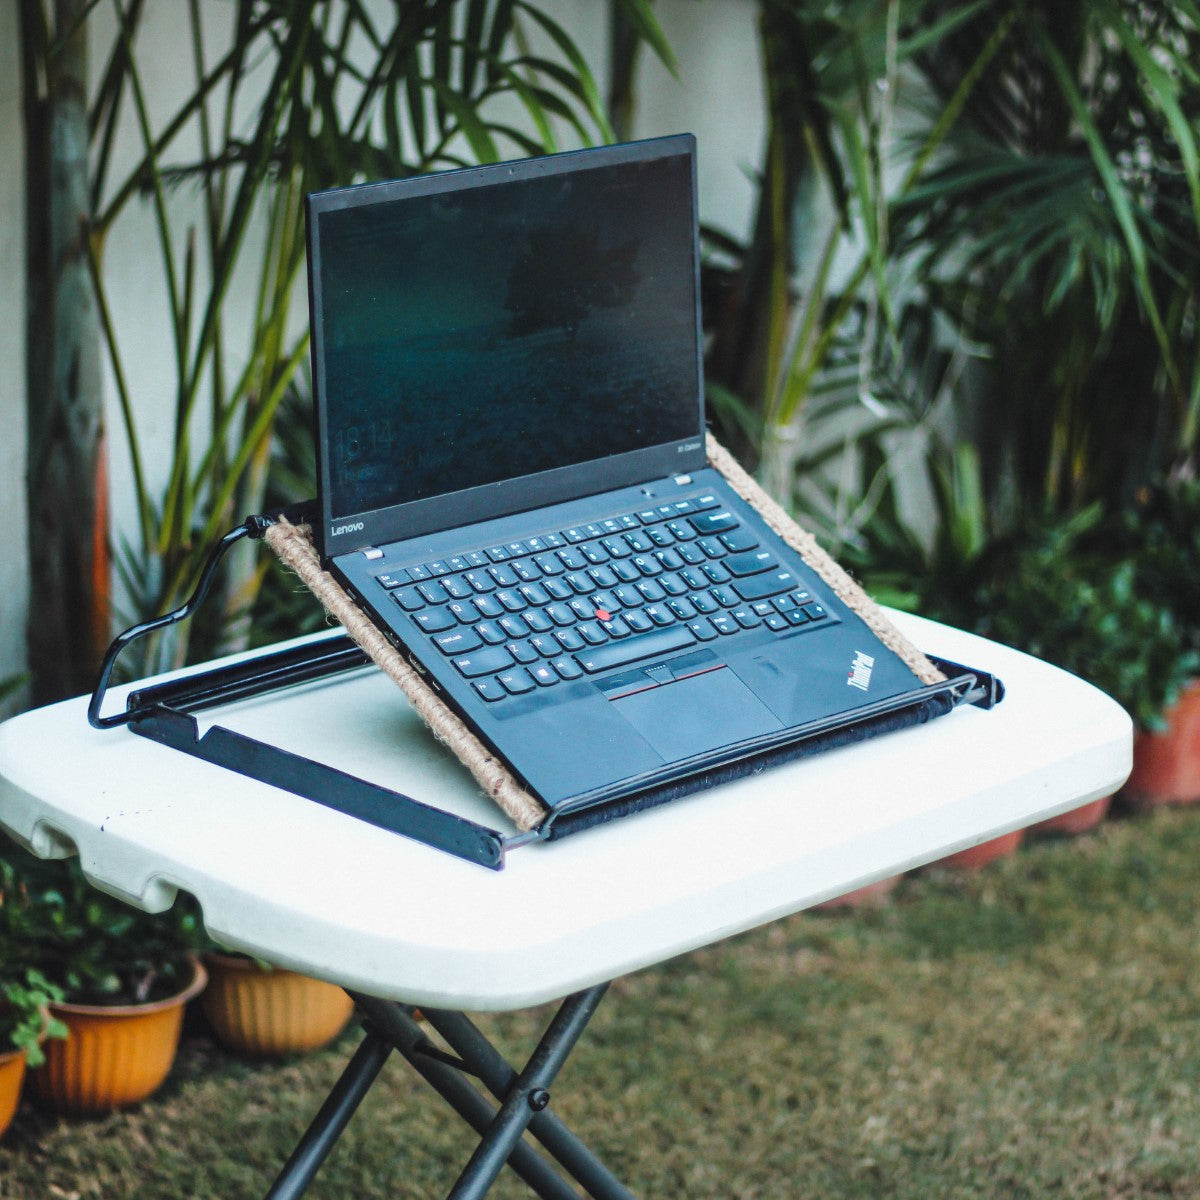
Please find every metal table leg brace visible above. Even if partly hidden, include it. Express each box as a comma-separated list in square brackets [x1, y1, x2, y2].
[264, 983, 635, 1200]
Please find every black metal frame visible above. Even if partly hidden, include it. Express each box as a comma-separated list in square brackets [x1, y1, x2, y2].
[265, 985, 632, 1200]
[86, 513, 1004, 870]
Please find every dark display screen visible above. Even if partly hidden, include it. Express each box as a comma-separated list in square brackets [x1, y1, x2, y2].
[313, 145, 702, 521]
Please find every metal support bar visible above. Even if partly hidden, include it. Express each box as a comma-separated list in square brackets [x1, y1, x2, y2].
[423, 1000, 635, 1200]
[263, 1029, 393, 1200]
[350, 995, 581, 1200]
[442, 985, 610, 1200]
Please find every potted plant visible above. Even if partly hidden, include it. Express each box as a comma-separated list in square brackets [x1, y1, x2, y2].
[847, 452, 1198, 843]
[1108, 481, 1200, 807]
[1, 852, 68, 1135]
[200, 949, 353, 1059]
[0, 969, 67, 1138]
[1, 843, 206, 1115]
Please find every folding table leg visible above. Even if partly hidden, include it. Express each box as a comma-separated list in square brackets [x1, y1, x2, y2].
[350, 994, 582, 1200]
[264, 1030, 393, 1200]
[441, 985, 609, 1200]
[423, 1005, 635, 1200]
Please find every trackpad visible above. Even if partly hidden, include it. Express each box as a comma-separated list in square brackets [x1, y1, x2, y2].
[611, 666, 783, 761]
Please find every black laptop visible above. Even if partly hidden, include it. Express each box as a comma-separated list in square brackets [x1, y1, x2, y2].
[304, 135, 968, 818]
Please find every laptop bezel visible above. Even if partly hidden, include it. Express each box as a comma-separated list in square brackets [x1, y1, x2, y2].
[305, 134, 709, 561]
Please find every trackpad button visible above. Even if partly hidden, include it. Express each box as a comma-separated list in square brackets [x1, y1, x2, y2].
[610, 666, 782, 761]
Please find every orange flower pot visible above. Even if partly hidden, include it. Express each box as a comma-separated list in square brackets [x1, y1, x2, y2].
[0, 1044, 28, 1138]
[201, 954, 354, 1058]
[29, 960, 206, 1116]
[1033, 794, 1112, 836]
[937, 828, 1025, 870]
[1124, 680, 1200, 808]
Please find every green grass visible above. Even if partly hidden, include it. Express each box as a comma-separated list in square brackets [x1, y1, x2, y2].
[2, 806, 1199, 1199]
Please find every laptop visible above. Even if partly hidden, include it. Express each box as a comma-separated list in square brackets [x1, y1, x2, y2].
[303, 134, 966, 820]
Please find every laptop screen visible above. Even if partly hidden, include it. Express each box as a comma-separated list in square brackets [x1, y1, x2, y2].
[307, 136, 705, 551]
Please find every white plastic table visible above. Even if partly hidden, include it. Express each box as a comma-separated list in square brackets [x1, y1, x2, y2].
[0, 611, 1132, 1199]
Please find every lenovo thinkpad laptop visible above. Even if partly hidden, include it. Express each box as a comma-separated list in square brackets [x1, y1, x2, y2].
[304, 135, 967, 817]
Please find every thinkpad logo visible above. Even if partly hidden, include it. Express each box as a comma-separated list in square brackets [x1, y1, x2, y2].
[847, 650, 875, 691]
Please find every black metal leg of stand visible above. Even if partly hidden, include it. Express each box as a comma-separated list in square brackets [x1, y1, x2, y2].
[264, 1029, 393, 1200]
[441, 984, 609, 1200]
[350, 994, 581, 1200]
[423, 1003, 635, 1200]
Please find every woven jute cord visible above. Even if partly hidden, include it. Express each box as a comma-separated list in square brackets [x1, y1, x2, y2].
[265, 436, 943, 831]
[704, 435, 945, 688]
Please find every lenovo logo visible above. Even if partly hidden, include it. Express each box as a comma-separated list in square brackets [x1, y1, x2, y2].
[332, 521, 365, 537]
[847, 650, 875, 692]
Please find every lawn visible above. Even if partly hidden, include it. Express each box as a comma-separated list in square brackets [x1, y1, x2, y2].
[2, 805, 1198, 1199]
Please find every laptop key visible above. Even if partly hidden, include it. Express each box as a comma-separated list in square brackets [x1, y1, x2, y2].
[442, 575, 474, 600]
[463, 570, 495, 593]
[575, 625, 695, 673]
[392, 587, 426, 612]
[498, 615, 528, 639]
[474, 621, 504, 645]
[546, 602, 576, 626]
[494, 588, 527, 612]
[551, 656, 583, 680]
[531, 634, 561, 657]
[624, 610, 653, 633]
[523, 610, 554, 633]
[529, 663, 559, 687]
[473, 678, 507, 702]
[506, 640, 539, 665]
[452, 646, 514, 677]
[417, 581, 449, 605]
[687, 619, 718, 641]
[724, 550, 776, 577]
[721, 527, 759, 553]
[432, 627, 483, 655]
[731, 570, 797, 602]
[497, 668, 536, 694]
[690, 510, 738, 535]
[413, 607, 457, 633]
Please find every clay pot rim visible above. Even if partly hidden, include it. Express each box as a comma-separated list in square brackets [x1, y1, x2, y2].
[203, 951, 284, 974]
[0, 1042, 28, 1068]
[49, 958, 207, 1018]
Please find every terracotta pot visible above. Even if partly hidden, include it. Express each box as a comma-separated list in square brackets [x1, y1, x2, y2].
[0, 1044, 27, 1138]
[1124, 679, 1200, 808]
[1033, 794, 1112, 836]
[937, 828, 1025, 870]
[29, 960, 207, 1115]
[201, 954, 353, 1058]
[815, 874, 902, 909]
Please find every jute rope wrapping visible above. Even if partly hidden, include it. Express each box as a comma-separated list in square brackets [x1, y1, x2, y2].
[265, 436, 944, 831]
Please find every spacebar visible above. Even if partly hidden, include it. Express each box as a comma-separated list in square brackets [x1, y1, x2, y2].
[575, 626, 696, 674]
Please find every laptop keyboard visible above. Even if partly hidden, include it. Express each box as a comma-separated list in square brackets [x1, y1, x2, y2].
[374, 492, 830, 703]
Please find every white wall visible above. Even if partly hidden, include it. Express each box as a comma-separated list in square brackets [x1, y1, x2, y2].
[0, 1, 765, 704]
[0, 1, 29, 709]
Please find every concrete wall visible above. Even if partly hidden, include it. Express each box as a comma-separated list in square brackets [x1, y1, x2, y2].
[0, 1, 764, 708]
[0, 1, 29, 710]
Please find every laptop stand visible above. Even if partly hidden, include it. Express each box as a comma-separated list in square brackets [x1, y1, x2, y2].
[87, 510, 1004, 870]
